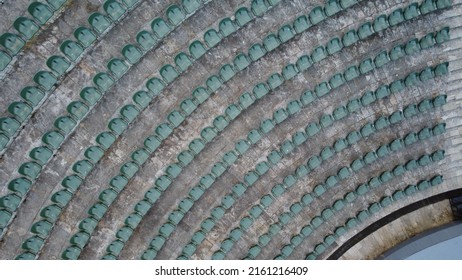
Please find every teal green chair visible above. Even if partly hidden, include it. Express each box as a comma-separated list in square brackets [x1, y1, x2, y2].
[42, 130, 64, 149]
[293, 15, 311, 34]
[235, 7, 252, 27]
[342, 30, 358, 47]
[89, 13, 111, 34]
[22, 236, 44, 254]
[74, 27, 96, 47]
[34, 71, 57, 90]
[183, 0, 201, 14]
[40, 204, 61, 222]
[167, 5, 185, 26]
[61, 175, 82, 193]
[108, 58, 128, 78]
[8, 102, 32, 122]
[325, 0, 342, 16]
[388, 8, 404, 26]
[30, 146, 53, 165]
[420, 0, 437, 14]
[278, 25, 294, 43]
[248, 43, 266, 61]
[219, 18, 236, 37]
[204, 29, 221, 48]
[104, 0, 126, 21]
[136, 30, 157, 51]
[373, 14, 389, 32]
[72, 160, 93, 178]
[0, 33, 25, 55]
[251, 0, 268, 16]
[357, 22, 373, 39]
[309, 6, 325, 24]
[31, 220, 53, 238]
[93, 72, 115, 91]
[14, 17, 39, 39]
[151, 18, 171, 38]
[28, 2, 53, 25]
[123, 45, 143, 64]
[60, 40, 84, 62]
[67, 101, 89, 120]
[0, 50, 11, 71]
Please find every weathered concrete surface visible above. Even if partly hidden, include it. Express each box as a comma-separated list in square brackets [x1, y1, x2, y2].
[0, 0, 460, 260]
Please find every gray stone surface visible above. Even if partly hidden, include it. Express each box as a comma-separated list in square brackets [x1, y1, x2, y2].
[0, 0, 460, 260]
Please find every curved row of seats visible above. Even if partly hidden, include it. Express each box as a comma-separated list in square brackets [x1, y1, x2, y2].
[51, 0, 297, 260]
[0, 0, 143, 154]
[0, 0, 215, 156]
[60, 0, 369, 260]
[303, 174, 445, 260]
[104, 0, 436, 260]
[0, 0, 69, 72]
[136, 26, 447, 257]
[208, 64, 446, 257]
[251, 135, 446, 260]
[211, 107, 447, 260]
[12, 0, 287, 260]
[0, 0, 214, 244]
[170, 40, 449, 260]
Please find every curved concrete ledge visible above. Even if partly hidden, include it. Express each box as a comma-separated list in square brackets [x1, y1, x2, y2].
[381, 221, 462, 259]
[329, 189, 462, 259]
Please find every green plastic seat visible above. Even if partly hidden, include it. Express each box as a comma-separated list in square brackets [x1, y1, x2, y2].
[8, 102, 32, 122]
[160, 64, 179, 84]
[392, 190, 405, 201]
[343, 29, 359, 47]
[292, 131, 307, 146]
[282, 64, 298, 80]
[420, 0, 437, 14]
[89, 13, 111, 34]
[417, 180, 431, 191]
[151, 18, 171, 38]
[380, 171, 393, 183]
[14, 17, 39, 39]
[233, 53, 250, 71]
[418, 154, 432, 166]
[325, 175, 338, 189]
[28, 3, 53, 25]
[389, 111, 403, 124]
[182, 0, 200, 13]
[308, 155, 322, 169]
[107, 240, 124, 256]
[19, 161, 42, 179]
[247, 129, 262, 144]
[211, 206, 225, 220]
[376, 144, 390, 157]
[403, 104, 418, 119]
[436, 27, 450, 44]
[0, 193, 21, 212]
[132, 91, 152, 109]
[418, 99, 433, 113]
[70, 232, 90, 249]
[29, 146, 53, 165]
[219, 18, 236, 37]
[373, 14, 389, 32]
[206, 75, 222, 92]
[368, 203, 381, 214]
[133, 199, 150, 216]
[283, 175, 297, 188]
[0, 51, 11, 71]
[393, 165, 406, 176]
[279, 139, 293, 156]
[189, 40, 207, 59]
[61, 175, 82, 194]
[374, 116, 390, 130]
[245, 171, 259, 186]
[22, 236, 44, 254]
[258, 233, 271, 246]
[434, 62, 449, 77]
[166, 110, 184, 128]
[88, 203, 108, 220]
[0, 33, 25, 55]
[321, 147, 334, 161]
[329, 73, 345, 89]
[34, 71, 57, 90]
[344, 65, 360, 81]
[199, 126, 216, 143]
[359, 58, 375, 74]
[374, 51, 390, 68]
[255, 161, 270, 175]
[389, 139, 404, 152]
[268, 223, 281, 235]
[144, 187, 161, 204]
[278, 25, 295, 43]
[62, 246, 82, 260]
[296, 55, 312, 72]
[358, 22, 373, 39]
[420, 68, 435, 81]
[125, 213, 142, 229]
[334, 138, 348, 152]
[107, 118, 127, 136]
[0, 118, 21, 137]
[240, 216, 253, 230]
[405, 39, 421, 55]
[251, 0, 268, 16]
[431, 175, 444, 186]
[93, 72, 115, 91]
[200, 218, 215, 232]
[51, 189, 73, 208]
[432, 123, 446, 135]
[121, 45, 142, 64]
[249, 43, 266, 61]
[356, 183, 370, 195]
[300, 90, 316, 106]
[74, 27, 96, 48]
[31, 220, 53, 238]
[248, 245, 261, 258]
[219, 64, 235, 82]
[311, 46, 326, 62]
[108, 59, 128, 78]
[235, 7, 253, 27]
[0, 133, 8, 150]
[333, 106, 348, 121]
[131, 148, 149, 166]
[166, 5, 185, 26]
[273, 108, 288, 124]
[104, 1, 126, 21]
[404, 185, 417, 196]
[404, 132, 418, 146]
[267, 150, 282, 165]
[340, 0, 357, 8]
[420, 33, 436, 49]
[311, 216, 324, 229]
[8, 177, 32, 196]
[72, 160, 93, 178]
[315, 82, 330, 97]
[320, 114, 333, 128]
[309, 6, 325, 24]
[154, 175, 172, 191]
[145, 78, 164, 96]
[405, 72, 420, 87]
[136, 30, 156, 51]
[67, 101, 89, 120]
[326, 37, 343, 54]
[204, 29, 221, 48]
[21, 87, 45, 107]
[174, 52, 192, 72]
[293, 15, 311, 34]
[389, 45, 405, 61]
[166, 163, 182, 179]
[325, 0, 342, 16]
[99, 189, 117, 207]
[313, 184, 326, 197]
[116, 226, 134, 242]
[260, 194, 273, 208]
[40, 204, 61, 222]
[405, 3, 421, 19]
[360, 123, 375, 138]
[388, 8, 405, 26]
[78, 217, 98, 234]
[178, 99, 196, 117]
[235, 139, 251, 155]
[79, 87, 100, 106]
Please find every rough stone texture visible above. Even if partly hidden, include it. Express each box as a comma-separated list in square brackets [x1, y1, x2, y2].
[0, 0, 460, 260]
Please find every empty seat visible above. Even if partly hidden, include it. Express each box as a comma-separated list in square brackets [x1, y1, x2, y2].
[311, 46, 327, 62]
[151, 18, 171, 38]
[235, 7, 253, 27]
[0, 194, 21, 211]
[8, 102, 32, 122]
[166, 5, 185, 26]
[30, 146, 53, 165]
[104, 1, 126, 21]
[326, 37, 343, 54]
[108, 59, 128, 78]
[329, 73, 345, 89]
[420, 0, 437, 14]
[293, 15, 311, 34]
[34, 71, 57, 90]
[373, 15, 389, 32]
[28, 3, 53, 25]
[73, 160, 93, 178]
[249, 43, 266, 61]
[0, 50, 11, 71]
[74, 27, 96, 47]
[404, 2, 420, 19]
[344, 65, 360, 81]
[136, 30, 157, 50]
[219, 18, 236, 37]
[204, 29, 221, 48]
[42, 130, 64, 149]
[358, 22, 373, 39]
[93, 73, 115, 91]
[89, 13, 111, 34]
[0, 33, 25, 55]
[31, 220, 53, 238]
[40, 204, 61, 222]
[14, 17, 39, 39]
[67, 101, 89, 120]
[389, 8, 405, 26]
[309, 6, 325, 24]
[251, 0, 268, 16]
[278, 25, 295, 43]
